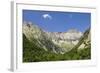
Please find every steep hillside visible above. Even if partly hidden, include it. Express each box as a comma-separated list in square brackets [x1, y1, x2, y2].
[72, 27, 91, 51]
[23, 22, 83, 54]
[23, 22, 91, 62]
[23, 22, 65, 54]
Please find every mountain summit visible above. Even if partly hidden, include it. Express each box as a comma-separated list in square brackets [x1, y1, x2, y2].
[23, 22, 91, 62]
[22, 22, 89, 54]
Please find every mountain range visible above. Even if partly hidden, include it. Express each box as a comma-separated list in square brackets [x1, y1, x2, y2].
[23, 22, 90, 54]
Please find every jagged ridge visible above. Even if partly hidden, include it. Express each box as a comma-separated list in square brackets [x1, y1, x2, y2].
[22, 22, 87, 54]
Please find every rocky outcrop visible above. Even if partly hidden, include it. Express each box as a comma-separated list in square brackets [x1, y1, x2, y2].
[23, 22, 90, 54]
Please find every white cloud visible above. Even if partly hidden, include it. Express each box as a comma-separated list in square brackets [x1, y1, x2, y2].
[42, 14, 52, 19]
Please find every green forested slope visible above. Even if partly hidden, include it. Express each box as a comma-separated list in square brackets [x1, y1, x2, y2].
[23, 27, 91, 62]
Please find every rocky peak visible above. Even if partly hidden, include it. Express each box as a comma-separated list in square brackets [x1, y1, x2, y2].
[67, 29, 80, 33]
[23, 21, 33, 28]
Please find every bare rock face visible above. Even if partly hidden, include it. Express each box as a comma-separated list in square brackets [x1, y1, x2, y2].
[72, 28, 91, 51]
[78, 28, 91, 50]
[23, 22, 90, 54]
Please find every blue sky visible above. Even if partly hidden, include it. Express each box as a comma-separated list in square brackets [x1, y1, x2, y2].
[23, 10, 91, 32]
